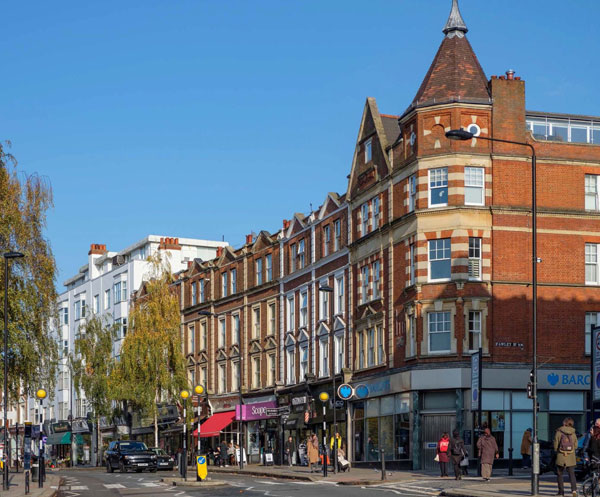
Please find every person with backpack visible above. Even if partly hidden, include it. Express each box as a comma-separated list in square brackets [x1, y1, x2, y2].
[449, 430, 465, 480]
[553, 417, 578, 497]
[436, 432, 450, 477]
[520, 428, 532, 469]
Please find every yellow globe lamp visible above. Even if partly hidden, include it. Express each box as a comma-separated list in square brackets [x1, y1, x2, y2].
[318, 392, 329, 403]
[194, 385, 205, 395]
[180, 390, 190, 400]
[36, 389, 47, 400]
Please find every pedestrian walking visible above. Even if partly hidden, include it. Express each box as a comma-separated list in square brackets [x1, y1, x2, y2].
[449, 430, 465, 480]
[285, 436, 295, 467]
[476, 427, 499, 481]
[219, 440, 229, 467]
[330, 432, 342, 471]
[520, 428, 532, 469]
[587, 425, 600, 460]
[554, 417, 578, 497]
[436, 432, 450, 477]
[307, 434, 319, 473]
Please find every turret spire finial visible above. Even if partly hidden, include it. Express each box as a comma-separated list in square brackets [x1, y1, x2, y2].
[442, 0, 468, 38]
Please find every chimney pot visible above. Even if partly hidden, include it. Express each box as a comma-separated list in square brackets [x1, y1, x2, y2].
[515, 76, 521, 81]
[499, 76, 505, 80]
[216, 247, 223, 258]
[506, 69, 515, 80]
[246, 234, 253, 244]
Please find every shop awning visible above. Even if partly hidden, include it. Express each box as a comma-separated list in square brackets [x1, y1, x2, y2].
[193, 411, 235, 438]
[45, 432, 84, 446]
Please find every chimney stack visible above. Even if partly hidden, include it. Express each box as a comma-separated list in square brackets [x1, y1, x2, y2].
[216, 247, 223, 258]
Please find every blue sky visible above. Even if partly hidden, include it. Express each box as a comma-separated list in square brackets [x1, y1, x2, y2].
[2, 0, 599, 284]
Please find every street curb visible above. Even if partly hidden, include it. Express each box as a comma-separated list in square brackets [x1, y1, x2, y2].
[42, 475, 64, 497]
[440, 490, 498, 497]
[161, 477, 228, 487]
[207, 468, 315, 482]
[336, 480, 383, 486]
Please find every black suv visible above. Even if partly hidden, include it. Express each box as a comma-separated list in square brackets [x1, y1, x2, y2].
[105, 441, 158, 473]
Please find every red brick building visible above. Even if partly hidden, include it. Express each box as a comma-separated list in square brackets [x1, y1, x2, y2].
[344, 0, 600, 470]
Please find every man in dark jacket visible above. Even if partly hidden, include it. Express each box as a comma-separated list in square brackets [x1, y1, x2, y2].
[220, 440, 229, 467]
[285, 436, 295, 467]
[449, 430, 465, 480]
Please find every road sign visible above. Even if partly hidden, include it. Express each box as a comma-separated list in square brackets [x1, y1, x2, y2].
[42, 435, 47, 444]
[196, 455, 207, 480]
[593, 325, 600, 402]
[266, 407, 291, 417]
[337, 384, 354, 400]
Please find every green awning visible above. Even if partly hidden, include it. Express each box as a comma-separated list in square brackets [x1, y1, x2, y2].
[45, 432, 84, 445]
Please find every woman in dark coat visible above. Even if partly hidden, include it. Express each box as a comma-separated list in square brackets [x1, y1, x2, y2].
[588, 425, 600, 460]
[437, 432, 450, 477]
[449, 430, 465, 480]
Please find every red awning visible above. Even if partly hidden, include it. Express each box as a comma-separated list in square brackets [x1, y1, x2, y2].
[193, 410, 235, 438]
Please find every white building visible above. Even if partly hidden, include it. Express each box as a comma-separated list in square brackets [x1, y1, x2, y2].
[29, 235, 227, 464]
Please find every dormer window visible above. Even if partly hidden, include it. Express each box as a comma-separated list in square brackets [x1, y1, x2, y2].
[365, 138, 372, 163]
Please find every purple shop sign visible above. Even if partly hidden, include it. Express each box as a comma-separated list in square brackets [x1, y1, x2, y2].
[235, 401, 278, 421]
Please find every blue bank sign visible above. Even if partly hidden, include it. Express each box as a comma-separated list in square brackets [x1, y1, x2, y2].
[539, 370, 591, 390]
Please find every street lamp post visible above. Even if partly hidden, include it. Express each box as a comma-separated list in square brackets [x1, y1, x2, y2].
[318, 392, 329, 477]
[3, 251, 24, 490]
[319, 285, 336, 473]
[180, 390, 190, 480]
[35, 389, 46, 489]
[446, 129, 538, 495]
[194, 384, 205, 482]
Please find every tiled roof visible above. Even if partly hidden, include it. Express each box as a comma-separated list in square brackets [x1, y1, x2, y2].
[409, 34, 490, 111]
[381, 115, 401, 145]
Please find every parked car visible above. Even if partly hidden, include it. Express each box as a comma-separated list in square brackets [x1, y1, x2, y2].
[105, 440, 157, 473]
[149, 447, 175, 470]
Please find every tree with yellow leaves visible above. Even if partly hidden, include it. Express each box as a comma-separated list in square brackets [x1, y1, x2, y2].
[111, 253, 186, 446]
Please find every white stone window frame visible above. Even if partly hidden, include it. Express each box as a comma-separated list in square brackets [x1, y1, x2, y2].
[463, 301, 488, 355]
[585, 175, 600, 211]
[365, 138, 372, 163]
[464, 166, 485, 206]
[428, 167, 448, 208]
[586, 243, 600, 285]
[468, 237, 482, 281]
[420, 302, 457, 356]
[428, 238, 452, 282]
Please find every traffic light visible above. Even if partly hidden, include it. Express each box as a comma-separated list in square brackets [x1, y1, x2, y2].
[527, 382, 533, 399]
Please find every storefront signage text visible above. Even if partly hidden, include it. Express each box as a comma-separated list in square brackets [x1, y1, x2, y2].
[546, 372, 590, 387]
[291, 396, 308, 406]
[236, 401, 278, 421]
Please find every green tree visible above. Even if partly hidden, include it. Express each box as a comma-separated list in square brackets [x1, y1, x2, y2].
[0, 142, 58, 400]
[111, 253, 186, 446]
[70, 314, 118, 420]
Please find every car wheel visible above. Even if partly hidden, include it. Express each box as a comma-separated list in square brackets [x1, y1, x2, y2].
[106, 461, 113, 473]
[120, 461, 127, 473]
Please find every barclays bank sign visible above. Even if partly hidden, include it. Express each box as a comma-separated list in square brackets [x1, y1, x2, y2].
[539, 370, 590, 389]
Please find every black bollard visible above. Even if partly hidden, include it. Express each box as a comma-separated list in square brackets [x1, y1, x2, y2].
[508, 448, 513, 476]
[381, 449, 387, 481]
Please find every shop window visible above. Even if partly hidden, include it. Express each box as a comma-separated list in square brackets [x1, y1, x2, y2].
[366, 399, 380, 417]
[548, 392, 584, 412]
[380, 396, 395, 416]
[423, 391, 455, 410]
[395, 413, 410, 460]
[366, 418, 380, 461]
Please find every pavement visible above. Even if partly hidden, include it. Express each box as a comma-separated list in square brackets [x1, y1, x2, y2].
[0, 470, 62, 497]
[203, 463, 577, 496]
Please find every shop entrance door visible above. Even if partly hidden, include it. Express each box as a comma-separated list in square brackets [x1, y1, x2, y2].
[421, 414, 455, 471]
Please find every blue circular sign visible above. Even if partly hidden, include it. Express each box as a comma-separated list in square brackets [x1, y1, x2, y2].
[337, 384, 354, 400]
[198, 456, 206, 465]
[355, 384, 369, 399]
[472, 389, 478, 402]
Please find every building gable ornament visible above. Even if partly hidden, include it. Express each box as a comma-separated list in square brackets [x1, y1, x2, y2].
[442, 0, 468, 38]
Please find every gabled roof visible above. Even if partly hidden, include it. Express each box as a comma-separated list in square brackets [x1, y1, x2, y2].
[405, 1, 490, 116]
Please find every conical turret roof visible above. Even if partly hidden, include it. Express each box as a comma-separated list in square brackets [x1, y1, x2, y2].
[405, 0, 490, 114]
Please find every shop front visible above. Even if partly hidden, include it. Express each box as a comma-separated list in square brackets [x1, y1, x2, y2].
[193, 395, 240, 465]
[350, 372, 411, 469]
[236, 399, 279, 464]
[131, 412, 154, 447]
[71, 418, 92, 465]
